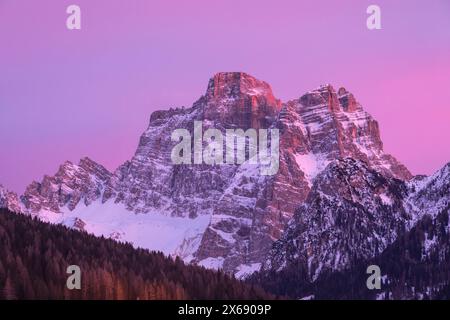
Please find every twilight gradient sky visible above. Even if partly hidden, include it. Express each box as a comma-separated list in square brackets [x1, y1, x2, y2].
[0, 0, 449, 193]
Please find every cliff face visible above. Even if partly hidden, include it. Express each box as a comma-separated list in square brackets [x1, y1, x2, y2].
[265, 158, 411, 279]
[0, 184, 22, 213]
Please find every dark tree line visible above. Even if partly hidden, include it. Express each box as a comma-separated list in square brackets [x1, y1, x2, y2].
[250, 205, 450, 300]
[0, 208, 275, 300]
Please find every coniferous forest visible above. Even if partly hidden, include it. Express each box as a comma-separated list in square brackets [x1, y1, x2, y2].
[0, 208, 275, 300]
[249, 205, 450, 300]
[2, 203, 450, 300]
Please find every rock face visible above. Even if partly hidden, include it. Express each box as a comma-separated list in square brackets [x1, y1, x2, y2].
[405, 162, 450, 224]
[287, 84, 411, 180]
[254, 161, 450, 299]
[264, 158, 410, 279]
[193, 77, 412, 274]
[5, 72, 426, 277]
[21, 157, 112, 213]
[264, 160, 450, 281]
[0, 185, 22, 213]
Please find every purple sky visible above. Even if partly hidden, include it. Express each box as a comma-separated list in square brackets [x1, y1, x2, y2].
[1, 0, 449, 193]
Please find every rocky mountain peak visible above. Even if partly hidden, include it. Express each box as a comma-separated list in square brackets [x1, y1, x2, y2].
[0, 184, 22, 213]
[78, 157, 113, 181]
[206, 72, 274, 99]
[299, 84, 340, 112]
[201, 72, 281, 129]
[337, 87, 359, 112]
[265, 158, 410, 279]
[299, 84, 360, 114]
[289, 83, 412, 180]
[21, 158, 112, 213]
[405, 161, 450, 224]
[6, 72, 423, 277]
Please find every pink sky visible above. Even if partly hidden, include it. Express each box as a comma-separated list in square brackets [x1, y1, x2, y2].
[0, 0, 449, 193]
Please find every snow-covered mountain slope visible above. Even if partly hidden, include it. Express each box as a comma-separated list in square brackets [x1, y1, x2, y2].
[0, 184, 22, 213]
[405, 162, 450, 225]
[36, 199, 210, 261]
[21, 157, 112, 213]
[252, 199, 450, 300]
[264, 160, 450, 281]
[2, 72, 430, 277]
[264, 158, 410, 280]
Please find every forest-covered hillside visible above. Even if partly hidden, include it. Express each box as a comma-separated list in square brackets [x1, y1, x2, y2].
[250, 205, 450, 300]
[0, 208, 275, 300]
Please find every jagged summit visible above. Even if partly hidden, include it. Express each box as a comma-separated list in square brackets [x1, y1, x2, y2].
[0, 184, 22, 213]
[21, 157, 111, 213]
[206, 72, 275, 99]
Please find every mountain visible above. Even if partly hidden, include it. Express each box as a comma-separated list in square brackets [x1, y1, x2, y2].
[21, 157, 112, 213]
[0, 185, 22, 213]
[0, 208, 273, 300]
[264, 158, 410, 280]
[3, 72, 443, 282]
[250, 161, 450, 299]
[405, 162, 450, 224]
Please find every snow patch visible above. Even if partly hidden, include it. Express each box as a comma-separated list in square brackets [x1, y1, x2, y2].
[423, 233, 437, 256]
[294, 152, 329, 186]
[379, 193, 393, 206]
[235, 263, 262, 279]
[36, 200, 211, 259]
[198, 257, 225, 270]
